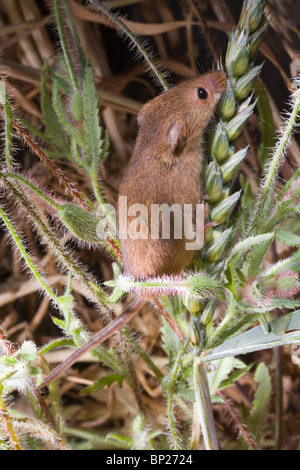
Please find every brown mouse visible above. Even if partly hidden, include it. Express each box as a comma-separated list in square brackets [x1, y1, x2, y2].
[40, 70, 227, 388]
[119, 70, 227, 280]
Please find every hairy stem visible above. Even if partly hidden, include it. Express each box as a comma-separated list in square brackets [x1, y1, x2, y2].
[193, 357, 218, 450]
[0, 205, 63, 303]
[1, 112, 92, 213]
[88, 0, 169, 91]
[39, 298, 145, 388]
[248, 80, 300, 236]
[53, 0, 79, 91]
[2, 172, 61, 210]
[217, 390, 258, 450]
[0, 81, 13, 172]
[167, 337, 190, 450]
[1, 178, 108, 307]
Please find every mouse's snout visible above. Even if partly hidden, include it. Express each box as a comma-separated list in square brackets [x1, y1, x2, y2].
[208, 70, 227, 96]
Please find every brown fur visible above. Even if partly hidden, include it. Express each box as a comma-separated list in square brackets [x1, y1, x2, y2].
[118, 71, 227, 279]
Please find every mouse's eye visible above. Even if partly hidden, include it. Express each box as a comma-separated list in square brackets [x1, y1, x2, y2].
[197, 87, 208, 100]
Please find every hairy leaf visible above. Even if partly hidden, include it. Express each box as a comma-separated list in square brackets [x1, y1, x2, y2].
[246, 362, 272, 446]
[201, 310, 300, 362]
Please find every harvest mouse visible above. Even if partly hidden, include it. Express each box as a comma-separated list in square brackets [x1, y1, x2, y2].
[119, 70, 227, 280]
[40, 70, 227, 388]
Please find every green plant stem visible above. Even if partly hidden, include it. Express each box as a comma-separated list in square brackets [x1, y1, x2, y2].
[61, 0, 86, 71]
[274, 342, 282, 450]
[271, 243, 283, 450]
[65, 426, 130, 449]
[6, 113, 92, 213]
[208, 315, 235, 348]
[1, 178, 108, 307]
[90, 170, 117, 235]
[1, 172, 62, 210]
[193, 357, 218, 450]
[217, 390, 258, 450]
[190, 402, 201, 450]
[249, 82, 300, 236]
[88, 0, 169, 91]
[53, 0, 79, 91]
[0, 206, 108, 374]
[206, 294, 237, 348]
[276, 166, 300, 200]
[119, 334, 147, 416]
[39, 356, 66, 441]
[167, 337, 190, 450]
[52, 80, 82, 142]
[0, 82, 13, 172]
[261, 205, 300, 233]
[122, 329, 164, 380]
[0, 205, 123, 395]
[0, 205, 63, 304]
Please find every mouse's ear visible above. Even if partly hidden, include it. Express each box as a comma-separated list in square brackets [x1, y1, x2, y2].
[167, 120, 186, 153]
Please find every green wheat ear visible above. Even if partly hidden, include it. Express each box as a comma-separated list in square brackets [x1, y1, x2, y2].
[203, 0, 268, 266]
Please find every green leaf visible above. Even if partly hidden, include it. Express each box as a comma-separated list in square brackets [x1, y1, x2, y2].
[249, 75, 300, 237]
[264, 252, 300, 277]
[218, 364, 252, 390]
[52, 79, 81, 142]
[161, 316, 183, 363]
[41, 63, 69, 157]
[275, 229, 300, 247]
[0, 80, 13, 172]
[105, 433, 132, 447]
[80, 373, 124, 395]
[49, 65, 73, 95]
[208, 356, 251, 394]
[82, 63, 101, 168]
[56, 294, 74, 310]
[236, 267, 247, 284]
[31, 366, 44, 387]
[99, 129, 110, 164]
[246, 362, 271, 446]
[71, 89, 83, 121]
[0, 356, 17, 367]
[272, 314, 292, 335]
[107, 286, 125, 303]
[272, 298, 300, 309]
[51, 316, 66, 329]
[208, 357, 235, 394]
[247, 238, 273, 279]
[18, 341, 37, 363]
[201, 310, 300, 362]
[227, 233, 275, 264]
[112, 262, 121, 279]
[39, 338, 76, 355]
[58, 203, 101, 243]
[53, 0, 79, 91]
[211, 394, 225, 404]
[60, 0, 86, 73]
